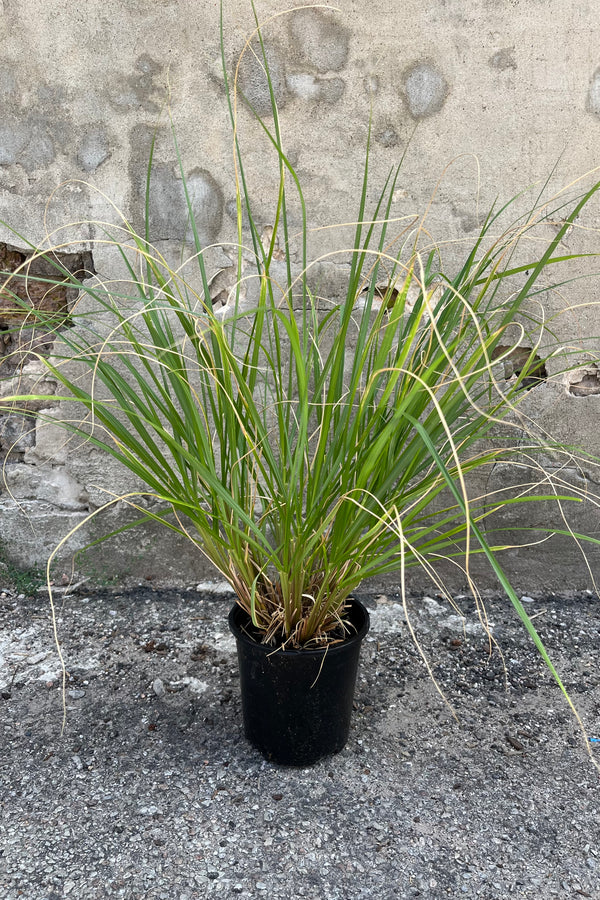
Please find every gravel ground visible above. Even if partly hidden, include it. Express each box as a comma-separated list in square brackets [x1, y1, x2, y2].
[1, 579, 599, 899]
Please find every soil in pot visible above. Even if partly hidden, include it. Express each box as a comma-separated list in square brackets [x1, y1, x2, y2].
[228, 598, 370, 766]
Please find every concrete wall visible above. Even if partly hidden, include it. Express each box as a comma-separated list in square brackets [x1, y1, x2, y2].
[1, 0, 600, 591]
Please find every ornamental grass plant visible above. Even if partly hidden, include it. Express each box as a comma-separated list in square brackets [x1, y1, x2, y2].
[2, 5, 600, 731]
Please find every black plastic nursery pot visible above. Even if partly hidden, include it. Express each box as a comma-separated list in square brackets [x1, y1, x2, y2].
[228, 598, 370, 766]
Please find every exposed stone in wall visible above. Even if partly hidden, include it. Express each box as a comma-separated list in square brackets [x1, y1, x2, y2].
[403, 62, 448, 120]
[0, 329, 55, 376]
[4, 462, 88, 510]
[139, 163, 224, 244]
[0, 360, 57, 411]
[289, 9, 350, 73]
[23, 408, 75, 466]
[0, 243, 94, 482]
[0, 414, 35, 457]
[0, 242, 93, 329]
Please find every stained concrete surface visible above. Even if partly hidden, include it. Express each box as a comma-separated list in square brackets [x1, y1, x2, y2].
[1, 579, 599, 898]
[2, 0, 600, 586]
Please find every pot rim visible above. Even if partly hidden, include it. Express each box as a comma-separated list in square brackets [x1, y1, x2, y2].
[228, 596, 370, 656]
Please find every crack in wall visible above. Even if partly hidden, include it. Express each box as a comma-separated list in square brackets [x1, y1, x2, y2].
[567, 364, 600, 397]
[492, 345, 547, 391]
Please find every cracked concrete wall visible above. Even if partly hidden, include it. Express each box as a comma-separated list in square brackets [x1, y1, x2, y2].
[1, 0, 600, 590]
